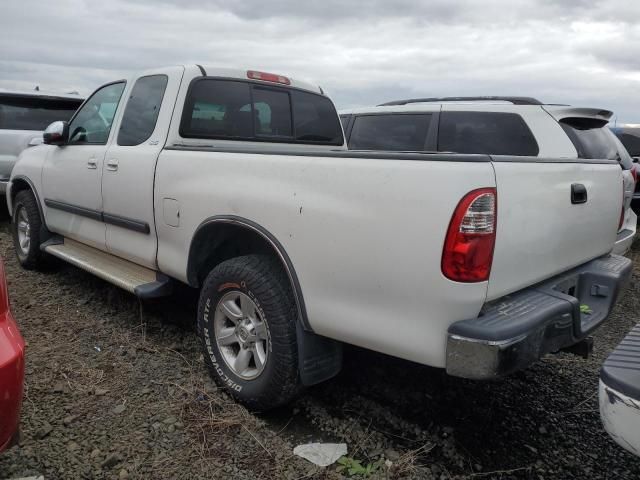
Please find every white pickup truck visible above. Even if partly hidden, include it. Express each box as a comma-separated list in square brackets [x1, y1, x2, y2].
[8, 66, 632, 410]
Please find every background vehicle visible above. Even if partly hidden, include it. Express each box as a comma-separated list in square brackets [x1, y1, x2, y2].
[600, 322, 640, 456]
[7, 72, 631, 410]
[0, 256, 24, 452]
[0, 89, 83, 194]
[611, 125, 640, 215]
[340, 97, 636, 255]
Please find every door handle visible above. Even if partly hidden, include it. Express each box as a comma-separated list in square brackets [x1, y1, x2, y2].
[571, 183, 587, 204]
[87, 158, 97, 169]
[106, 159, 119, 171]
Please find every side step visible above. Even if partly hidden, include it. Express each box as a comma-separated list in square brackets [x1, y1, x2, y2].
[41, 237, 172, 299]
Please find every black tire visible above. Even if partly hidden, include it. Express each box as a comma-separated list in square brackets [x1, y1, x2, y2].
[197, 254, 301, 411]
[12, 190, 48, 269]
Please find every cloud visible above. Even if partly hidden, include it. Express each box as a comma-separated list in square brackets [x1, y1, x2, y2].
[0, 0, 639, 123]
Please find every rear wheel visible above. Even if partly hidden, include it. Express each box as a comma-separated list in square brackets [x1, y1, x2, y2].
[197, 255, 301, 411]
[12, 190, 48, 269]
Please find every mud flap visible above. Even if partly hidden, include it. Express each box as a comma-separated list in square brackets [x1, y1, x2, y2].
[296, 324, 342, 386]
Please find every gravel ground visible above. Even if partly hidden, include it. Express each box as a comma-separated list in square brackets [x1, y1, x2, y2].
[0, 219, 639, 479]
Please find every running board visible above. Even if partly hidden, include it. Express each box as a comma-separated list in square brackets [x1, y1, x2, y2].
[41, 237, 172, 299]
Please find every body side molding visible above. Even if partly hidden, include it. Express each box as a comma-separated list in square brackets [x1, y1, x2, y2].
[44, 199, 102, 221]
[43, 199, 150, 234]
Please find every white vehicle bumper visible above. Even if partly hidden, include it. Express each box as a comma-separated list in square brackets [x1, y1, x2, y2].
[600, 322, 640, 457]
[600, 381, 640, 456]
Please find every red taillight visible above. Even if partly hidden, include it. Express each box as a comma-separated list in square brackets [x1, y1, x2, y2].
[619, 178, 625, 230]
[247, 70, 291, 85]
[632, 165, 638, 183]
[442, 188, 497, 282]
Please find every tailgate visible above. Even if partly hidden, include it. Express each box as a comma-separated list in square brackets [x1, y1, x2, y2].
[487, 159, 622, 300]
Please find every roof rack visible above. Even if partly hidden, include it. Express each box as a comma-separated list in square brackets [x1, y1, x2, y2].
[378, 96, 544, 106]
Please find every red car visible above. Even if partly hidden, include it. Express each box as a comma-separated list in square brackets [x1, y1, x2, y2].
[0, 258, 24, 452]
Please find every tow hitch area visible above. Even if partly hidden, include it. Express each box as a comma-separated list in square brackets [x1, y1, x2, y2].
[560, 336, 593, 359]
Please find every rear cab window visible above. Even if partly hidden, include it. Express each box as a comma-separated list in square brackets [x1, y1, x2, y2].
[348, 114, 432, 151]
[0, 95, 82, 131]
[438, 111, 539, 156]
[180, 78, 343, 145]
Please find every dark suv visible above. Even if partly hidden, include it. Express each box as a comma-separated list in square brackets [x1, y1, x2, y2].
[611, 126, 640, 214]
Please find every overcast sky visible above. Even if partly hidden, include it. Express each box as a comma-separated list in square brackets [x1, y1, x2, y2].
[1, 0, 639, 123]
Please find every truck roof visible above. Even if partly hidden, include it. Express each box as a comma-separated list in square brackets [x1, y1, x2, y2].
[379, 96, 544, 106]
[340, 103, 614, 123]
[197, 65, 324, 95]
[0, 88, 84, 102]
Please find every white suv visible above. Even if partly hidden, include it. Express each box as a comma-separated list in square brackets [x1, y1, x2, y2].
[0, 89, 83, 194]
[340, 96, 637, 255]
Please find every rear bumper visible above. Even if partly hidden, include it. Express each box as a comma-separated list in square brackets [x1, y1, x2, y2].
[446, 254, 632, 379]
[0, 309, 24, 453]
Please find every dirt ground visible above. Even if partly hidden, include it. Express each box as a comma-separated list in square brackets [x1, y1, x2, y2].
[0, 219, 639, 479]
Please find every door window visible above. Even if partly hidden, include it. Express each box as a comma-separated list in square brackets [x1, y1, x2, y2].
[68, 82, 125, 145]
[117, 75, 168, 146]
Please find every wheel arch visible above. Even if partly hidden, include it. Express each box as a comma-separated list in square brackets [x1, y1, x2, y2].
[9, 176, 47, 227]
[187, 215, 311, 331]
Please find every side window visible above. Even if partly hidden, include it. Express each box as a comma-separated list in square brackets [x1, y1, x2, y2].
[180, 78, 344, 145]
[438, 112, 539, 156]
[68, 82, 125, 145]
[117, 75, 168, 146]
[339, 115, 351, 130]
[348, 114, 432, 151]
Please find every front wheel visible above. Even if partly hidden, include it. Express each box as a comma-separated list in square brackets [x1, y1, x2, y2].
[12, 190, 48, 270]
[197, 255, 301, 411]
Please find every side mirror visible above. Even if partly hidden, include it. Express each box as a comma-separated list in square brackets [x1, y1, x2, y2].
[43, 121, 69, 146]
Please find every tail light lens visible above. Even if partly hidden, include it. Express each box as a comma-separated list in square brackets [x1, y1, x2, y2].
[619, 178, 625, 230]
[442, 188, 497, 282]
[631, 164, 638, 183]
